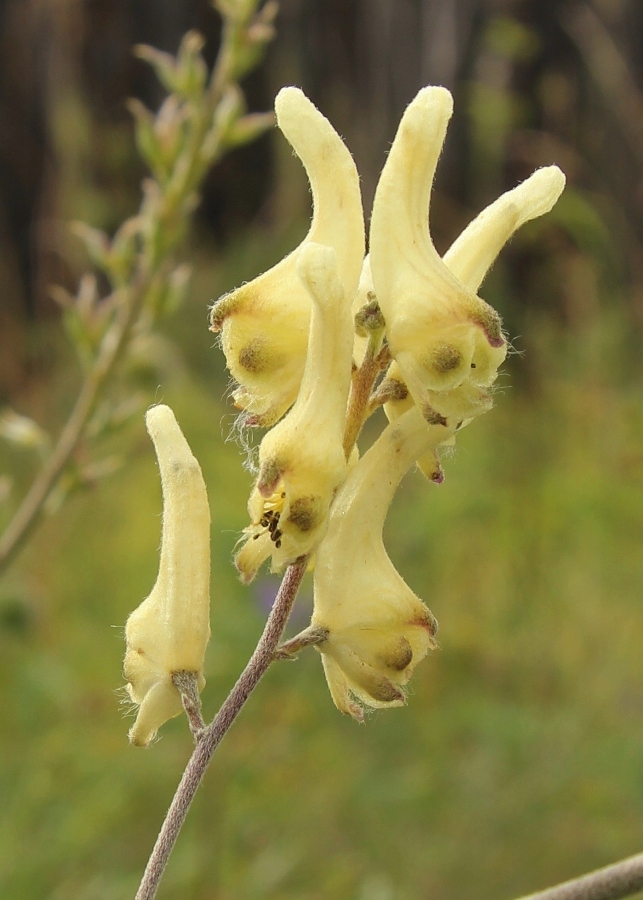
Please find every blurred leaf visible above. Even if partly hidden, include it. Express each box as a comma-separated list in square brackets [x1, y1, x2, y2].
[0, 410, 50, 454]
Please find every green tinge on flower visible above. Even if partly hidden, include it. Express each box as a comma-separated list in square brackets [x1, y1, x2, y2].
[123, 405, 211, 746]
[235, 243, 354, 582]
[312, 406, 453, 720]
[209, 86, 364, 427]
[370, 86, 508, 425]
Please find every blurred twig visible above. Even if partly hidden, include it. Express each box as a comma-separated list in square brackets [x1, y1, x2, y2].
[514, 850, 643, 900]
[0, 0, 276, 574]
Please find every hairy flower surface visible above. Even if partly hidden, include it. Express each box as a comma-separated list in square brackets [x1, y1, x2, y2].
[124, 405, 211, 746]
[312, 406, 454, 720]
[370, 86, 510, 426]
[209, 86, 364, 427]
[235, 242, 354, 581]
[382, 163, 566, 477]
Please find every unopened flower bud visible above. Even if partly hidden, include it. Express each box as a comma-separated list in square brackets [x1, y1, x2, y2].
[210, 86, 364, 427]
[123, 405, 211, 746]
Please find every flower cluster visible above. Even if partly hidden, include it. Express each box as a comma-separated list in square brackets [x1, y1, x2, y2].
[209, 84, 565, 717]
[124, 84, 564, 736]
[211, 84, 564, 719]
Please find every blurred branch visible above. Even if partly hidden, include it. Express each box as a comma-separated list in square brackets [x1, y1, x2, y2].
[0, 0, 277, 574]
[561, 2, 643, 169]
[514, 850, 643, 900]
[135, 557, 308, 900]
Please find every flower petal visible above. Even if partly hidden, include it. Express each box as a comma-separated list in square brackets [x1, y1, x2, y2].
[370, 86, 507, 424]
[444, 165, 566, 292]
[312, 407, 447, 717]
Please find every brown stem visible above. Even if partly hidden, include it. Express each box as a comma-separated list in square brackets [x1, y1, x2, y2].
[273, 624, 328, 660]
[514, 851, 643, 900]
[342, 341, 387, 458]
[367, 373, 409, 417]
[135, 557, 308, 900]
[172, 671, 206, 741]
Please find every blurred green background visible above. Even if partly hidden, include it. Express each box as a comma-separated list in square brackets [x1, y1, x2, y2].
[2, 1, 643, 898]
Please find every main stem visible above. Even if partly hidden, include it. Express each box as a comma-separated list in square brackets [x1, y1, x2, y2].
[135, 557, 308, 900]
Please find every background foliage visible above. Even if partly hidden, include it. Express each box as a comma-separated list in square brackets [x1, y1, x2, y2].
[1, 1, 643, 898]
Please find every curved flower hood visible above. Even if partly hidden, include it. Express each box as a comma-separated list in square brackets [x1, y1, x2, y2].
[370, 86, 509, 425]
[381, 162, 566, 476]
[312, 406, 454, 720]
[210, 86, 365, 427]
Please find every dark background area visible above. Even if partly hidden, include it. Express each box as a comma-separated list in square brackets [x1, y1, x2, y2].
[3, 0, 643, 318]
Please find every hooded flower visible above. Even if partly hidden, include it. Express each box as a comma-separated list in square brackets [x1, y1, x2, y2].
[370, 86, 511, 426]
[209, 86, 365, 427]
[235, 242, 354, 582]
[381, 162, 566, 477]
[311, 406, 454, 720]
[123, 404, 211, 746]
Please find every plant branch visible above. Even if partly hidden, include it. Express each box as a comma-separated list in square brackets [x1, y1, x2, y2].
[0, 281, 146, 571]
[135, 556, 308, 900]
[0, 3, 272, 575]
[273, 623, 328, 659]
[514, 850, 643, 900]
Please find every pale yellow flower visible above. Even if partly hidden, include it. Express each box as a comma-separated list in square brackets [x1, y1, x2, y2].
[209, 86, 364, 427]
[235, 242, 354, 582]
[381, 163, 566, 477]
[123, 405, 211, 746]
[370, 86, 508, 426]
[311, 406, 454, 720]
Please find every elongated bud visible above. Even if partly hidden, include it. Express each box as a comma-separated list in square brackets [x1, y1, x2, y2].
[235, 242, 353, 581]
[123, 405, 211, 746]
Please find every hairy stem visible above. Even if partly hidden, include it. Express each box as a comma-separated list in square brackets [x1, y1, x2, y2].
[273, 623, 328, 659]
[514, 851, 643, 900]
[172, 671, 206, 741]
[135, 557, 308, 900]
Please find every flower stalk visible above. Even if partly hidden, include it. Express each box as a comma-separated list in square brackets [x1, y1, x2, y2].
[135, 557, 308, 900]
